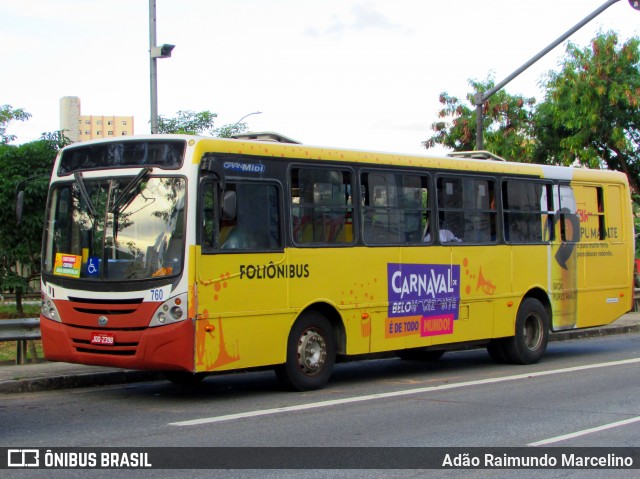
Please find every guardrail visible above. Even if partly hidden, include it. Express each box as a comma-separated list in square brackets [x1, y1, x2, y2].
[0, 318, 41, 365]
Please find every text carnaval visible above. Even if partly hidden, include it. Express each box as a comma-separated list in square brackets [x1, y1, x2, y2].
[391, 269, 457, 299]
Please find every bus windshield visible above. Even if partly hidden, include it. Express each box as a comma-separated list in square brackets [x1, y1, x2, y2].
[43, 175, 186, 282]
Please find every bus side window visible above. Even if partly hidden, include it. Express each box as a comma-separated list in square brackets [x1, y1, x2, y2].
[464, 178, 496, 243]
[291, 167, 354, 245]
[361, 172, 428, 245]
[221, 182, 282, 251]
[436, 177, 464, 243]
[201, 181, 281, 252]
[434, 176, 497, 244]
[503, 180, 552, 244]
[577, 185, 606, 241]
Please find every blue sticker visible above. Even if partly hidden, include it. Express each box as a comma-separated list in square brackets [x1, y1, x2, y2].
[86, 256, 100, 277]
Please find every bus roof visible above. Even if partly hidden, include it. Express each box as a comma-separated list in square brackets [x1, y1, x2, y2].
[59, 134, 630, 186]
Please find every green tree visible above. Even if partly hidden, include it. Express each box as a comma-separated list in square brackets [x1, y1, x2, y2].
[157, 109, 249, 137]
[533, 32, 640, 196]
[214, 121, 249, 138]
[0, 131, 67, 313]
[0, 105, 31, 144]
[424, 77, 536, 160]
[157, 110, 218, 135]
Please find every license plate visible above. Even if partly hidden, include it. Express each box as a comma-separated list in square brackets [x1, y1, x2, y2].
[90, 332, 115, 346]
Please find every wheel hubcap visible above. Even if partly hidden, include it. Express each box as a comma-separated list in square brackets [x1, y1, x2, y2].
[296, 328, 327, 376]
[523, 313, 543, 350]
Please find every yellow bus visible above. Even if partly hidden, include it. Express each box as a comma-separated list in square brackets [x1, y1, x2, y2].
[38, 134, 635, 390]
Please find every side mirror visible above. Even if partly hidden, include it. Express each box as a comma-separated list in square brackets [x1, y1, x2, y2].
[222, 191, 237, 221]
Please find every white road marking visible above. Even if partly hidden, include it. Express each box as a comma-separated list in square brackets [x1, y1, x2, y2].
[169, 357, 640, 427]
[528, 416, 640, 446]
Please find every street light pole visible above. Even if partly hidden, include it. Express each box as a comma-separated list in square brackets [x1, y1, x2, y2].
[233, 111, 262, 126]
[149, 0, 174, 134]
[473, 0, 634, 150]
[149, 0, 159, 134]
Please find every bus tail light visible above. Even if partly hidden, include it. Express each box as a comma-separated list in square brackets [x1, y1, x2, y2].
[149, 293, 188, 327]
[41, 293, 61, 322]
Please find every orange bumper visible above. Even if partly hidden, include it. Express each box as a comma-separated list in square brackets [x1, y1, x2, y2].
[41, 316, 195, 371]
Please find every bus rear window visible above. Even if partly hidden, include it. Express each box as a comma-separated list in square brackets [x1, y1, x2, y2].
[58, 140, 186, 175]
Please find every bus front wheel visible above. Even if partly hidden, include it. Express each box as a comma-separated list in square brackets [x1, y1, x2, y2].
[503, 298, 549, 365]
[275, 312, 336, 391]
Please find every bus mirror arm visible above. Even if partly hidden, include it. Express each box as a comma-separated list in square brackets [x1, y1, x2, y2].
[200, 156, 229, 219]
[15, 173, 51, 224]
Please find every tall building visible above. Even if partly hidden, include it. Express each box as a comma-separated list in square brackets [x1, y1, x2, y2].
[60, 96, 134, 143]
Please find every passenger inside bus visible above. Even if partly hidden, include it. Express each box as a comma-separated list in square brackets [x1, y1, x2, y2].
[423, 223, 462, 243]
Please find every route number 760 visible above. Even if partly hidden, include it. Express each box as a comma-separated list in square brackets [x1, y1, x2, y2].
[150, 289, 164, 301]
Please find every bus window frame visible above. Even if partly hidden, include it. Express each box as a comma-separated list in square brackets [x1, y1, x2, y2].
[199, 176, 285, 254]
[502, 178, 555, 245]
[289, 163, 357, 248]
[434, 173, 499, 246]
[359, 168, 432, 247]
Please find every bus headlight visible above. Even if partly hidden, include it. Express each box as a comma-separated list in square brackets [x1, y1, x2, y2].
[170, 306, 183, 320]
[149, 293, 188, 327]
[41, 293, 61, 322]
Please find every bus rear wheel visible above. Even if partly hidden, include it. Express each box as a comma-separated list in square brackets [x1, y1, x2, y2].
[501, 298, 549, 365]
[275, 312, 336, 391]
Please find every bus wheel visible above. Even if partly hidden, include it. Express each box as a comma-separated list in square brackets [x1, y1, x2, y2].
[275, 312, 336, 391]
[504, 298, 549, 365]
[398, 349, 445, 361]
[486, 339, 510, 364]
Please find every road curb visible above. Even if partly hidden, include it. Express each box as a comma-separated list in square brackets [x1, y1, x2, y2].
[0, 370, 161, 394]
[550, 323, 640, 341]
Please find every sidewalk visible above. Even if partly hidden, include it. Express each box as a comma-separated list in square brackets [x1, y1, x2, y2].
[1, 312, 639, 394]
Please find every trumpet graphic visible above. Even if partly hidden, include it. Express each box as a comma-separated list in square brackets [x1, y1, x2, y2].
[476, 267, 496, 295]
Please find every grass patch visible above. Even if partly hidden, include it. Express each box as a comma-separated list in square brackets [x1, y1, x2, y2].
[0, 303, 41, 318]
[0, 340, 43, 364]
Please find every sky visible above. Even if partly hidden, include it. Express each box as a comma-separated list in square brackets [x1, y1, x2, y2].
[2, 0, 640, 155]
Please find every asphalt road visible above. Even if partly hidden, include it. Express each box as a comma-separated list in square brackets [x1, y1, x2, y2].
[2, 331, 640, 478]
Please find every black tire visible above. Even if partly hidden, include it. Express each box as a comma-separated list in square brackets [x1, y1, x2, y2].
[398, 349, 445, 361]
[275, 311, 336, 391]
[503, 298, 549, 364]
[164, 371, 206, 386]
[486, 339, 510, 364]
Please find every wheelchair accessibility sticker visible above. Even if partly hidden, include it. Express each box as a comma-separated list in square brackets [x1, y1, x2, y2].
[86, 257, 100, 277]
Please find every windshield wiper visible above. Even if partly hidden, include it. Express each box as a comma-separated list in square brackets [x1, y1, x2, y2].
[74, 172, 98, 217]
[109, 167, 152, 214]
